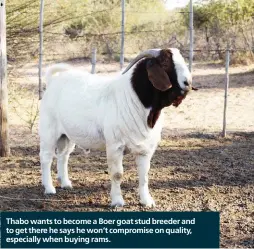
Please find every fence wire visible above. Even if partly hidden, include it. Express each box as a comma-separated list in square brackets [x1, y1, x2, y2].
[6, 0, 254, 137]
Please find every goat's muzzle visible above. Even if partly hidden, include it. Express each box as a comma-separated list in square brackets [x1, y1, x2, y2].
[172, 85, 198, 107]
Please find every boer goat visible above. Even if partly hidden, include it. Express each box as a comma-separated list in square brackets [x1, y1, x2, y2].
[39, 48, 194, 207]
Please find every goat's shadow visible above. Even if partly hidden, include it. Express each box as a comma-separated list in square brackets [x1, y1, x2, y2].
[151, 131, 254, 188]
[0, 184, 115, 211]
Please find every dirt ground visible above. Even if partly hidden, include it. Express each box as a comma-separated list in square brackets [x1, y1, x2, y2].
[0, 61, 254, 248]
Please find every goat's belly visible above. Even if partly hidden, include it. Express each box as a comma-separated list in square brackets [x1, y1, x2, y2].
[61, 122, 106, 150]
[70, 135, 105, 150]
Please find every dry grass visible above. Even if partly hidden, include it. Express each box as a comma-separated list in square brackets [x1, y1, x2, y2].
[1, 61, 254, 248]
[230, 51, 254, 66]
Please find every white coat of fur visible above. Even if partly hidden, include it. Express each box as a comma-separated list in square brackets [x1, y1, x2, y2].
[39, 49, 190, 207]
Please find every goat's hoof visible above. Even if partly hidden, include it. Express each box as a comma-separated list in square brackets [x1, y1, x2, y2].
[61, 179, 72, 189]
[111, 196, 125, 207]
[140, 195, 156, 207]
[44, 186, 56, 194]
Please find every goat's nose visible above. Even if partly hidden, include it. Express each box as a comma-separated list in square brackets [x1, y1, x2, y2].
[184, 81, 191, 92]
[183, 80, 192, 92]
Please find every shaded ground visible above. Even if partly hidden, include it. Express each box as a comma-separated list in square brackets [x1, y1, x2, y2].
[1, 133, 254, 247]
[1, 61, 254, 248]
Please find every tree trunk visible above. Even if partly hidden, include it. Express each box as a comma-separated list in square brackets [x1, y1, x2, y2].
[0, 0, 10, 157]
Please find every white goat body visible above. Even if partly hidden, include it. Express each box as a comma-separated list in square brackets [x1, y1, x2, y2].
[41, 65, 163, 151]
[40, 64, 162, 206]
[39, 48, 192, 207]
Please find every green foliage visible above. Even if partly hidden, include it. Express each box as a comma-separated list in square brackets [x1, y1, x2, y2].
[6, 0, 253, 63]
[181, 0, 254, 59]
[6, 0, 183, 62]
[183, 0, 254, 30]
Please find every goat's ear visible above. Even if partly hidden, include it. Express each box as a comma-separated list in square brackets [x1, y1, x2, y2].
[146, 60, 172, 91]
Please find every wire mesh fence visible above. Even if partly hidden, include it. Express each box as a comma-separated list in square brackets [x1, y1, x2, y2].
[5, 0, 254, 140]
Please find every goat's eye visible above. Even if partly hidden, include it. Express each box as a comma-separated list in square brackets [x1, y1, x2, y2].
[184, 81, 189, 86]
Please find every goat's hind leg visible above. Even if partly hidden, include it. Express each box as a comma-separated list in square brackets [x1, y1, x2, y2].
[57, 134, 75, 189]
[40, 138, 56, 194]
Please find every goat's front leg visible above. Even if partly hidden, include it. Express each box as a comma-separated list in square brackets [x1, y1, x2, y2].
[107, 146, 124, 207]
[136, 154, 155, 207]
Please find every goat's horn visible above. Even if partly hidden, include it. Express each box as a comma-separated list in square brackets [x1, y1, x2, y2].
[122, 49, 161, 74]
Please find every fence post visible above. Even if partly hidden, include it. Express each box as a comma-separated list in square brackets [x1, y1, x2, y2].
[0, 0, 10, 157]
[39, 0, 44, 100]
[120, 0, 125, 70]
[222, 48, 230, 137]
[91, 48, 97, 74]
[189, 0, 194, 72]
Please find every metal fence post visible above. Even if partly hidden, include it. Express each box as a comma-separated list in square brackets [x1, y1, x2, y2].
[222, 48, 230, 137]
[38, 0, 44, 100]
[189, 0, 194, 72]
[91, 47, 97, 74]
[120, 0, 125, 70]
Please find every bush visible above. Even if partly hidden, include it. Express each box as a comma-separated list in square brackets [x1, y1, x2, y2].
[230, 51, 254, 66]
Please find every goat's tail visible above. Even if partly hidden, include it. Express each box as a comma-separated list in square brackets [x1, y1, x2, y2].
[45, 64, 71, 85]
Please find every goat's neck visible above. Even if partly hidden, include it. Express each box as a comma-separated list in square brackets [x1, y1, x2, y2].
[130, 59, 172, 128]
[114, 75, 150, 129]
